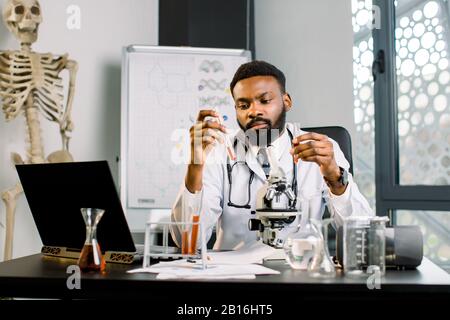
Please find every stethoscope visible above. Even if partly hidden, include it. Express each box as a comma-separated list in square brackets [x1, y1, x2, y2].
[226, 128, 298, 209]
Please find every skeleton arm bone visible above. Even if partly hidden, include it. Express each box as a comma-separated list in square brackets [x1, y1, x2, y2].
[59, 59, 78, 150]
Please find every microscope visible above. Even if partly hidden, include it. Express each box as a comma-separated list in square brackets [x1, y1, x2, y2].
[248, 146, 300, 249]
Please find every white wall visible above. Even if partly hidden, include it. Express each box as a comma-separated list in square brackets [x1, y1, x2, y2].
[254, 0, 356, 139]
[0, 0, 158, 260]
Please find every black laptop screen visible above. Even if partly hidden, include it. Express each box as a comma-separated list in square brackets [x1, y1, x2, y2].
[16, 161, 136, 253]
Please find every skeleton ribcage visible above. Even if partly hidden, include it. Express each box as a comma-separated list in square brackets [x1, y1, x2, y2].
[0, 51, 67, 123]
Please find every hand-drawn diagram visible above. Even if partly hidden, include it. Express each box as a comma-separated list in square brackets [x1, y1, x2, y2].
[126, 52, 249, 208]
[199, 60, 224, 73]
[199, 96, 230, 108]
[198, 79, 227, 91]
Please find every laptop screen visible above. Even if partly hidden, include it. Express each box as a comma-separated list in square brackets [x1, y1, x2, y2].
[16, 161, 136, 253]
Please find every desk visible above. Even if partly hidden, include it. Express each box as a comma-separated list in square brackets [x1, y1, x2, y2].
[0, 254, 449, 303]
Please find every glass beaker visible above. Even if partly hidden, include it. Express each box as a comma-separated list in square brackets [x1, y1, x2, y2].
[367, 216, 389, 276]
[181, 190, 202, 255]
[308, 218, 336, 278]
[78, 208, 106, 272]
[283, 197, 321, 270]
[343, 216, 369, 277]
[343, 216, 389, 277]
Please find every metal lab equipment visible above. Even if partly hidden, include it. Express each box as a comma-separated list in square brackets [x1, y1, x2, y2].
[250, 144, 299, 248]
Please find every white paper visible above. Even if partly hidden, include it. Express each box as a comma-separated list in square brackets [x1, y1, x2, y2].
[156, 274, 256, 280]
[128, 261, 280, 280]
[206, 241, 277, 265]
[127, 241, 280, 280]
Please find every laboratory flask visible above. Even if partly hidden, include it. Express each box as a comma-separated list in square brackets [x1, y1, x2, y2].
[78, 208, 106, 272]
[308, 218, 336, 278]
[283, 198, 321, 270]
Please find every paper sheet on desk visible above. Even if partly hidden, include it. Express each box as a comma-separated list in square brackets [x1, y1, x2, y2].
[127, 241, 280, 279]
[128, 261, 279, 280]
[206, 241, 277, 265]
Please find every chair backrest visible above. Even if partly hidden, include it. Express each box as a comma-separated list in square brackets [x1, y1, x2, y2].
[300, 126, 353, 257]
[301, 126, 353, 175]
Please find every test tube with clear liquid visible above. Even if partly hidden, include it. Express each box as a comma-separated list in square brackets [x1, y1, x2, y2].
[214, 107, 236, 161]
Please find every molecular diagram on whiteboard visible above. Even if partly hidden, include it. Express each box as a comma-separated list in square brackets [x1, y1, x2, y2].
[147, 63, 190, 109]
[198, 78, 227, 91]
[199, 96, 230, 108]
[199, 60, 224, 73]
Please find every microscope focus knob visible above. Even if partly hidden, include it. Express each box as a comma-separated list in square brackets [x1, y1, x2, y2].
[248, 219, 261, 231]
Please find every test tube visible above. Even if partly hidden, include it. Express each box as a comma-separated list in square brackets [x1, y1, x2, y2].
[181, 194, 190, 255]
[214, 108, 236, 161]
[189, 215, 200, 254]
[181, 229, 189, 255]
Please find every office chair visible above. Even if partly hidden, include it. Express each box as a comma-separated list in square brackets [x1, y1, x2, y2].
[301, 126, 354, 257]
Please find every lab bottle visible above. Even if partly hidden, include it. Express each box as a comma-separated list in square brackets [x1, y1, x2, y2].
[78, 208, 106, 272]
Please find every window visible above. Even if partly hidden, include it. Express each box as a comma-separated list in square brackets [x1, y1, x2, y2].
[370, 0, 450, 271]
[394, 0, 450, 186]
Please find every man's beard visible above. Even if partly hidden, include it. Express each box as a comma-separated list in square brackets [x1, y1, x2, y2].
[238, 107, 287, 147]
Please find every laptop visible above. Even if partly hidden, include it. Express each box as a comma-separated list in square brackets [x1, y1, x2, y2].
[16, 161, 141, 264]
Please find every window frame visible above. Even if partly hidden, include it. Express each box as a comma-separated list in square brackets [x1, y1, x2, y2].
[372, 0, 450, 219]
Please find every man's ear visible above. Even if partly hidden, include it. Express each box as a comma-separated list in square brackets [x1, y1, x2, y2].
[283, 93, 293, 111]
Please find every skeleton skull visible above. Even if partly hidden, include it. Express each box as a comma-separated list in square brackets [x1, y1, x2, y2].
[2, 0, 42, 44]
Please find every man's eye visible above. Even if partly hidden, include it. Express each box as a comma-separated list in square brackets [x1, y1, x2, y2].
[237, 104, 249, 110]
[261, 99, 271, 104]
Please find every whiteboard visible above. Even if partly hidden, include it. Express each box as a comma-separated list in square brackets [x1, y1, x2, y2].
[120, 45, 251, 211]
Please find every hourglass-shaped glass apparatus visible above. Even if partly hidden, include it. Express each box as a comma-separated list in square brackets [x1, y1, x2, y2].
[78, 208, 106, 272]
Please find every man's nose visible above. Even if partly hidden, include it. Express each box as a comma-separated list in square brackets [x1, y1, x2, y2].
[247, 101, 264, 118]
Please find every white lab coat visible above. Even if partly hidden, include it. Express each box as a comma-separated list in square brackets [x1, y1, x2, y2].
[171, 122, 373, 250]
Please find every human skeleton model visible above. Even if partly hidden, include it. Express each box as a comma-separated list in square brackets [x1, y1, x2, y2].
[0, 0, 78, 260]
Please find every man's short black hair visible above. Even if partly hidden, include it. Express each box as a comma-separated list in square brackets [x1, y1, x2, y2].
[230, 60, 286, 95]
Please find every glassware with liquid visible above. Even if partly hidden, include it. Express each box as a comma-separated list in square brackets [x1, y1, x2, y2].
[283, 198, 321, 270]
[78, 208, 106, 272]
[307, 218, 336, 278]
[181, 190, 202, 255]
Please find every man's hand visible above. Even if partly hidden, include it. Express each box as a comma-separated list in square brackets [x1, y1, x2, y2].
[190, 109, 226, 165]
[186, 109, 226, 193]
[290, 132, 346, 195]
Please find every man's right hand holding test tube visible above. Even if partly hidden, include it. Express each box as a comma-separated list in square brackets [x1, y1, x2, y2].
[186, 109, 228, 193]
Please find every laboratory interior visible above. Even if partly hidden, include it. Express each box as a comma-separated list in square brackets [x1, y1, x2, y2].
[0, 0, 449, 308]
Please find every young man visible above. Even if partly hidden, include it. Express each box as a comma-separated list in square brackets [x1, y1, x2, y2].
[171, 60, 372, 250]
